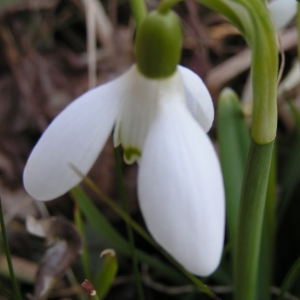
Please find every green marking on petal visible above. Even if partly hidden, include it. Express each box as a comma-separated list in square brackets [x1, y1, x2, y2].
[123, 147, 141, 164]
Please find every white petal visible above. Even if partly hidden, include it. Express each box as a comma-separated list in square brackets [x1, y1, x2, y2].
[268, 0, 297, 30]
[114, 66, 185, 164]
[138, 99, 225, 277]
[24, 68, 134, 200]
[178, 66, 214, 132]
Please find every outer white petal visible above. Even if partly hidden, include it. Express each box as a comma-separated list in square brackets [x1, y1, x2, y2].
[178, 66, 214, 132]
[114, 66, 184, 164]
[138, 98, 225, 277]
[24, 68, 134, 200]
[268, 0, 297, 30]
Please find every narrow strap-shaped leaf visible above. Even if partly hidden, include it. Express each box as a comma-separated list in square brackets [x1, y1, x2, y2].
[72, 186, 218, 298]
[256, 146, 276, 300]
[234, 141, 275, 300]
[74, 203, 92, 280]
[71, 186, 185, 283]
[71, 187, 129, 251]
[279, 255, 300, 300]
[278, 102, 300, 224]
[217, 88, 250, 243]
[95, 249, 118, 299]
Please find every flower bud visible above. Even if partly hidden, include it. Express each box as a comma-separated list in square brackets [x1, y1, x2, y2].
[135, 10, 182, 78]
[81, 279, 96, 296]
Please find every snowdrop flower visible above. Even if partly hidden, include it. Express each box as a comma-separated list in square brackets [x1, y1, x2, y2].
[23, 10, 225, 277]
[268, 0, 297, 30]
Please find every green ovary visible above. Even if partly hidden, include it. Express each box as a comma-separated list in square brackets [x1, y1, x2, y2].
[135, 10, 182, 78]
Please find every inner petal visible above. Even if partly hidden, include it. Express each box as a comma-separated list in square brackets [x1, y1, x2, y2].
[114, 66, 186, 164]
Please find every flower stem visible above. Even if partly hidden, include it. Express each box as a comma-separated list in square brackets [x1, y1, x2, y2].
[234, 140, 274, 300]
[113, 147, 145, 300]
[129, 0, 147, 27]
[0, 198, 22, 300]
[158, 0, 183, 14]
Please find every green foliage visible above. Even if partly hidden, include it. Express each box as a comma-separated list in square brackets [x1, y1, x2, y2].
[234, 141, 275, 300]
[74, 203, 92, 280]
[95, 250, 118, 299]
[279, 255, 300, 300]
[278, 102, 300, 224]
[217, 88, 250, 242]
[71, 186, 186, 283]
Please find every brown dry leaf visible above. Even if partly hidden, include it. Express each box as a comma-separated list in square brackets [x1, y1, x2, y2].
[0, 255, 38, 284]
[0, 187, 38, 222]
[26, 216, 82, 300]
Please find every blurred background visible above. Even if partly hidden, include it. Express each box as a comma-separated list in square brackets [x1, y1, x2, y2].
[0, 0, 299, 299]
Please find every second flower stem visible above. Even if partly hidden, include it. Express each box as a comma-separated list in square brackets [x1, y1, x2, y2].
[113, 147, 145, 300]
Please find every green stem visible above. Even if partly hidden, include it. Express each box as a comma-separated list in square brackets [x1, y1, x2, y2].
[158, 0, 183, 14]
[129, 0, 147, 27]
[74, 203, 93, 280]
[0, 198, 22, 300]
[234, 140, 274, 300]
[113, 147, 145, 300]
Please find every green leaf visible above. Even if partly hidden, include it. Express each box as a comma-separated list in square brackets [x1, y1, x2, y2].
[71, 187, 129, 251]
[71, 186, 186, 284]
[278, 102, 300, 224]
[217, 88, 250, 242]
[95, 249, 118, 299]
[74, 203, 92, 280]
[257, 146, 276, 300]
[234, 141, 275, 300]
[279, 255, 300, 300]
